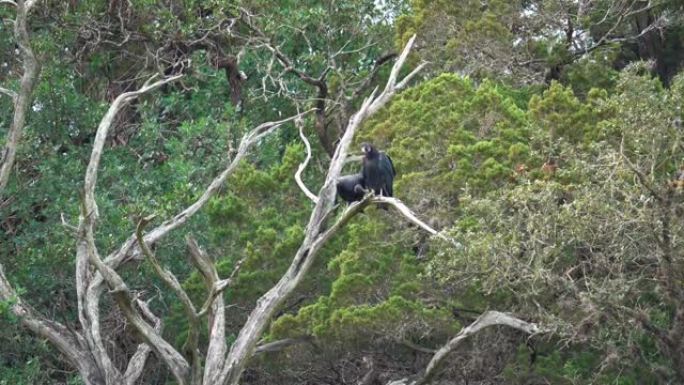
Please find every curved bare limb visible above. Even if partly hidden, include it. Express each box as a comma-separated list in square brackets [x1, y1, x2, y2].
[185, 236, 229, 385]
[387, 311, 544, 385]
[76, 106, 312, 385]
[136, 216, 202, 382]
[0, 0, 41, 193]
[373, 196, 461, 247]
[294, 116, 319, 203]
[122, 299, 163, 385]
[80, 214, 191, 385]
[82, 74, 183, 221]
[105, 108, 315, 268]
[217, 34, 423, 385]
[0, 86, 17, 102]
[0, 266, 103, 385]
[75, 74, 183, 385]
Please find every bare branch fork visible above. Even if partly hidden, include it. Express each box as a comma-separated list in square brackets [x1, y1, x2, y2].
[215, 34, 423, 385]
[75, 75, 313, 385]
[387, 311, 544, 385]
[0, 68, 310, 385]
[1, 33, 423, 385]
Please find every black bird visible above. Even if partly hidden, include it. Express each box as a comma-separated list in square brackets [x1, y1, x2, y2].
[336, 173, 365, 203]
[360, 142, 395, 197]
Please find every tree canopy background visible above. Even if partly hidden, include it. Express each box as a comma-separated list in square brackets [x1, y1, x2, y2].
[2, 0, 684, 384]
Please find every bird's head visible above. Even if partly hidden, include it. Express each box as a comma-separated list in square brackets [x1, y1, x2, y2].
[360, 142, 376, 156]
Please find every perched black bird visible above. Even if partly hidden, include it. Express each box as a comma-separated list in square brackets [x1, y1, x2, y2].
[360, 142, 395, 197]
[336, 173, 365, 203]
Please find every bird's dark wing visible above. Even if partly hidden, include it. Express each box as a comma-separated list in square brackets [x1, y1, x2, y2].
[384, 152, 396, 177]
[379, 153, 395, 196]
[336, 173, 365, 203]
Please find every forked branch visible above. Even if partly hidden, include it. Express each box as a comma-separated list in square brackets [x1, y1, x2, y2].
[216, 34, 423, 385]
[387, 311, 543, 385]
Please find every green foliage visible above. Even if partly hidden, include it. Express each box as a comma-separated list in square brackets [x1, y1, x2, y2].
[427, 68, 684, 382]
[4, 0, 684, 382]
[269, 214, 455, 348]
[528, 81, 603, 143]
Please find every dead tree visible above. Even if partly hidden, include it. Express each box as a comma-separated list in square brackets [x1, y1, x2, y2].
[0, 34, 432, 385]
[0, 26, 548, 384]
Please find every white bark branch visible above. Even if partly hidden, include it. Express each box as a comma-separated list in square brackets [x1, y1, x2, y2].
[81, 221, 191, 385]
[373, 196, 461, 247]
[253, 337, 312, 355]
[136, 216, 202, 382]
[367, 35, 423, 116]
[197, 260, 243, 318]
[75, 108, 311, 385]
[0, 265, 103, 385]
[103, 109, 315, 268]
[387, 311, 543, 385]
[294, 117, 319, 203]
[0, 0, 41, 193]
[82, 74, 183, 221]
[123, 299, 163, 385]
[217, 34, 422, 385]
[185, 236, 228, 385]
[0, 86, 17, 102]
[74, 74, 182, 385]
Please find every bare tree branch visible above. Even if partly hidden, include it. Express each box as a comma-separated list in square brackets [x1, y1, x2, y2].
[73, 73, 183, 385]
[253, 337, 312, 355]
[123, 299, 163, 385]
[294, 116, 319, 203]
[217, 34, 423, 385]
[74, 108, 311, 385]
[367, 36, 424, 116]
[373, 196, 461, 247]
[136, 216, 202, 382]
[387, 311, 543, 385]
[105, 109, 316, 267]
[185, 236, 231, 385]
[0, 86, 17, 102]
[82, 74, 183, 221]
[0, 265, 103, 385]
[0, 0, 41, 193]
[80, 216, 191, 384]
[197, 259, 243, 318]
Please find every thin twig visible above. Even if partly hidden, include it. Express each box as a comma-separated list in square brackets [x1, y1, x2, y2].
[294, 116, 319, 203]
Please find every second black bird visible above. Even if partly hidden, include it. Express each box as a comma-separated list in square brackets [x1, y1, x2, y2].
[360, 142, 395, 197]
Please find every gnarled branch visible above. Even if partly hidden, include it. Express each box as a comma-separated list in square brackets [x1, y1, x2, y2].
[122, 299, 163, 385]
[217, 34, 423, 385]
[0, 0, 41, 193]
[387, 311, 543, 385]
[0, 265, 102, 384]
